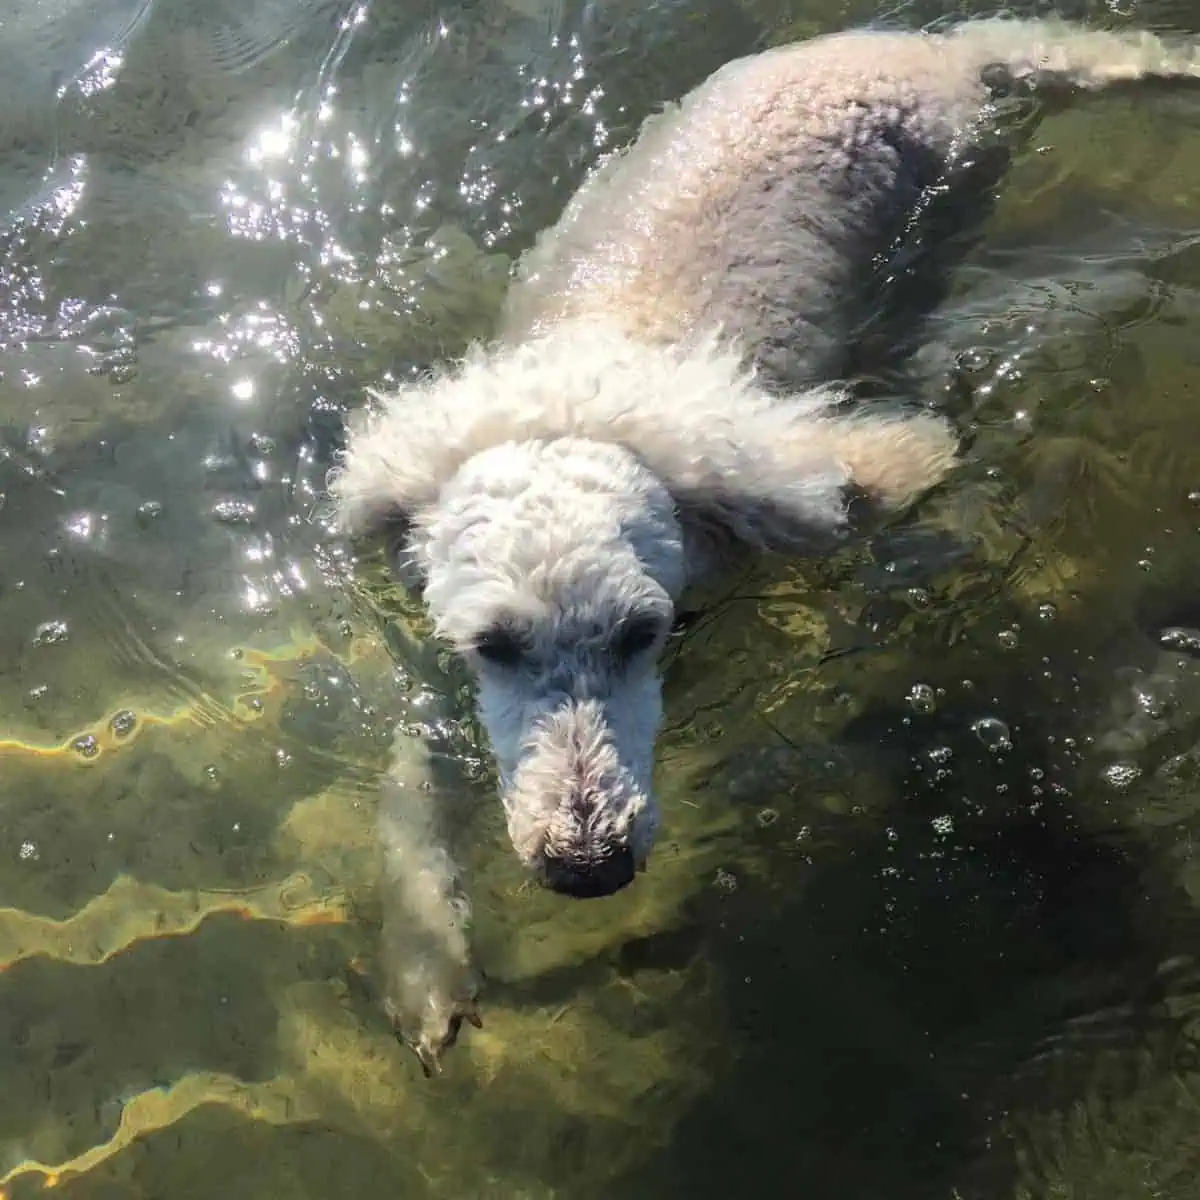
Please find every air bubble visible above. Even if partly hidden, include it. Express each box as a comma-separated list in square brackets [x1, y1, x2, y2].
[211, 498, 256, 525]
[972, 717, 1012, 752]
[1160, 627, 1200, 656]
[907, 683, 936, 714]
[33, 620, 69, 646]
[110, 710, 137, 738]
[1103, 762, 1142, 791]
[71, 734, 99, 758]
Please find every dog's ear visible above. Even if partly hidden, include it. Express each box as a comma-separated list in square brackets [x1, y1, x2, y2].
[326, 348, 555, 549]
[326, 337, 958, 587]
[327, 406, 405, 540]
[643, 407, 958, 575]
[325, 389, 447, 589]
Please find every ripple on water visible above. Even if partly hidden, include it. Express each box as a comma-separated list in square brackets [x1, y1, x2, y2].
[2, 0, 1200, 1196]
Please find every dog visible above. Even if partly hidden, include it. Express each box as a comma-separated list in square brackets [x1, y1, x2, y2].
[328, 17, 1200, 1072]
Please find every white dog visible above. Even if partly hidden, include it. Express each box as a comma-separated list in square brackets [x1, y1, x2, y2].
[329, 18, 1200, 1070]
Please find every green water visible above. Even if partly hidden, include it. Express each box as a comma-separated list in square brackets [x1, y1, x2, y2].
[2, 0, 1200, 1195]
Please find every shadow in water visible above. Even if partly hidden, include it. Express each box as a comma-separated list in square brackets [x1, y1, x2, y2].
[606, 599, 1200, 1200]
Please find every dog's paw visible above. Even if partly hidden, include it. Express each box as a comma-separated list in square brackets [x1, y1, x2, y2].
[385, 968, 483, 1078]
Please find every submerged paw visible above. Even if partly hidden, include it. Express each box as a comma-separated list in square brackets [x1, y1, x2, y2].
[386, 972, 484, 1078]
[396, 994, 484, 1078]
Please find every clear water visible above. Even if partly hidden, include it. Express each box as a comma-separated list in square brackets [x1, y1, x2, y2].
[3, 0, 1200, 1195]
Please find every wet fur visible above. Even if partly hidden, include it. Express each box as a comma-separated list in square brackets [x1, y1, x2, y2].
[328, 17, 1200, 1068]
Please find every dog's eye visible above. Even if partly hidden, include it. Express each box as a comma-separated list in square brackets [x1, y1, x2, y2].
[472, 626, 527, 669]
[612, 616, 662, 664]
[386, 530, 407, 557]
[671, 609, 701, 636]
[381, 511, 410, 556]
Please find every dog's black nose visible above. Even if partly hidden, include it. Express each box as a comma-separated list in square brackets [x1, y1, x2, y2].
[542, 844, 636, 899]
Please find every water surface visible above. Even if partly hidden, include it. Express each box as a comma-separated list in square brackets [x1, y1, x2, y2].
[2, 0, 1200, 1196]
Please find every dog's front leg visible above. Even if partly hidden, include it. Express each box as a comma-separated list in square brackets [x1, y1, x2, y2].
[376, 726, 482, 1076]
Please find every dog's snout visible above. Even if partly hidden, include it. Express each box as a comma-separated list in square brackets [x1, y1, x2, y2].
[541, 843, 636, 899]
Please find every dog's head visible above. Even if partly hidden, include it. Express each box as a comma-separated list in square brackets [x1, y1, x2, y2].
[415, 436, 682, 896]
[329, 323, 955, 897]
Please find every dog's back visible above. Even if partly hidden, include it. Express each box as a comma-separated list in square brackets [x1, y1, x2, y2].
[500, 19, 1200, 391]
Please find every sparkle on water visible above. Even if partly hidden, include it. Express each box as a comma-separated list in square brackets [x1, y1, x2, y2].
[3, 0, 1200, 1197]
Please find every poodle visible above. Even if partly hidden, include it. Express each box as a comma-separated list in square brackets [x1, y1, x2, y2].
[328, 17, 1200, 1071]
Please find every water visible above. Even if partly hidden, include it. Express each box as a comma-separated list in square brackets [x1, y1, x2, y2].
[2, 0, 1200, 1194]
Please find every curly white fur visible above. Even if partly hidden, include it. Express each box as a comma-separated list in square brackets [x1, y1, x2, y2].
[328, 16, 1200, 1062]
